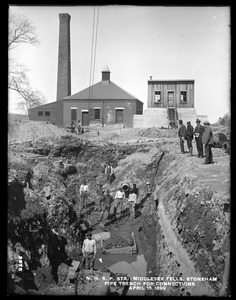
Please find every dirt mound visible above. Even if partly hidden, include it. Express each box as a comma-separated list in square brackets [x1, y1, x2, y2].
[8, 120, 69, 143]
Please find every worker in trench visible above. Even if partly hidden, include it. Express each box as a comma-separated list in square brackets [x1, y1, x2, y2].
[99, 189, 113, 221]
[114, 187, 126, 218]
[95, 182, 104, 211]
[128, 191, 137, 220]
[146, 182, 152, 195]
[130, 183, 139, 202]
[82, 232, 97, 270]
[104, 162, 115, 185]
[78, 179, 89, 212]
[127, 183, 139, 219]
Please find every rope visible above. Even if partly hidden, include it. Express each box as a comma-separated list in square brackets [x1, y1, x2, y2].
[91, 7, 99, 98]
[88, 6, 100, 106]
[88, 7, 96, 101]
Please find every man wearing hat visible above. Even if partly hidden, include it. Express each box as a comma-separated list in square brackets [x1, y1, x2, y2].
[99, 189, 113, 221]
[79, 179, 89, 210]
[82, 231, 96, 270]
[194, 119, 205, 158]
[96, 182, 104, 211]
[105, 162, 115, 185]
[178, 119, 186, 153]
[202, 121, 214, 164]
[185, 121, 194, 156]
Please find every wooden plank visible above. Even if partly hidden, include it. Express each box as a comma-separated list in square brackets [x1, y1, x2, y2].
[105, 245, 137, 254]
[66, 260, 81, 282]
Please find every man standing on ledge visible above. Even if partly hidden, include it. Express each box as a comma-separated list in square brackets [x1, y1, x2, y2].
[202, 121, 214, 164]
[178, 119, 186, 154]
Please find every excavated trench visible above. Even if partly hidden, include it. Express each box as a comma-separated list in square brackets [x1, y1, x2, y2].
[8, 135, 230, 296]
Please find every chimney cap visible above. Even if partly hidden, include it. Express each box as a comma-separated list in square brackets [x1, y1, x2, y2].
[59, 13, 71, 17]
[59, 13, 71, 20]
[150, 76, 152, 80]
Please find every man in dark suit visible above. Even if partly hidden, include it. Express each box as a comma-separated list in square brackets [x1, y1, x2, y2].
[194, 119, 205, 158]
[202, 121, 214, 164]
[178, 119, 186, 154]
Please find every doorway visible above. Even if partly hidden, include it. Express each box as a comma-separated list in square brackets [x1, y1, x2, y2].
[116, 109, 123, 124]
[167, 91, 175, 107]
[82, 111, 89, 126]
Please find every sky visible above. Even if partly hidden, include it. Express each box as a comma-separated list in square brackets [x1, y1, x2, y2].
[8, 5, 231, 123]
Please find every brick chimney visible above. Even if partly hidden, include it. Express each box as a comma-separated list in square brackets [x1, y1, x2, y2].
[56, 13, 71, 101]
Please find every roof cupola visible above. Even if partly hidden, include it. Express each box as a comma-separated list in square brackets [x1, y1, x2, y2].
[102, 65, 110, 82]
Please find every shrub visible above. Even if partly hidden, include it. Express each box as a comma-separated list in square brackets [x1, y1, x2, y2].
[218, 113, 230, 126]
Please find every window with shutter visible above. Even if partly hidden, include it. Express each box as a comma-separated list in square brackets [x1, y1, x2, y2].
[180, 91, 187, 102]
[95, 109, 100, 119]
[154, 91, 161, 103]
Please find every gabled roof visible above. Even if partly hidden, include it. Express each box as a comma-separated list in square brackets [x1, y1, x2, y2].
[64, 81, 140, 100]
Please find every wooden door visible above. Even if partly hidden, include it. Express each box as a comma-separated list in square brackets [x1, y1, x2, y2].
[167, 91, 175, 107]
[116, 109, 123, 124]
[82, 112, 89, 126]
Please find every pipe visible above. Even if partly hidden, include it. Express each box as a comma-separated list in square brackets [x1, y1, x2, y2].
[122, 184, 130, 192]
[222, 142, 231, 153]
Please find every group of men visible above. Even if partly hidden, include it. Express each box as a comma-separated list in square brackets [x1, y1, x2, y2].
[70, 120, 84, 134]
[77, 162, 116, 215]
[79, 180, 140, 220]
[81, 182, 140, 271]
[79, 180, 140, 270]
[113, 183, 139, 220]
[178, 118, 214, 164]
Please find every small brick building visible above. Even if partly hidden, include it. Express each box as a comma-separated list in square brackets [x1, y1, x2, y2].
[29, 66, 143, 128]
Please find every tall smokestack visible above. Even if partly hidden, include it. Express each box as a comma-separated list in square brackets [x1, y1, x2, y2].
[56, 13, 71, 101]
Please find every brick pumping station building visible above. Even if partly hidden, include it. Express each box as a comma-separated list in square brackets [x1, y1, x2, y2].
[29, 13, 143, 128]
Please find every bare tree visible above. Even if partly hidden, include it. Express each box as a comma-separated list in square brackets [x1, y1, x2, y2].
[11, 72, 46, 115]
[8, 59, 29, 89]
[8, 12, 46, 114]
[8, 13, 40, 50]
[16, 90, 46, 116]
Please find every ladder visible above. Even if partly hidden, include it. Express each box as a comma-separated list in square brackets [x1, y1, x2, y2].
[167, 104, 178, 128]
